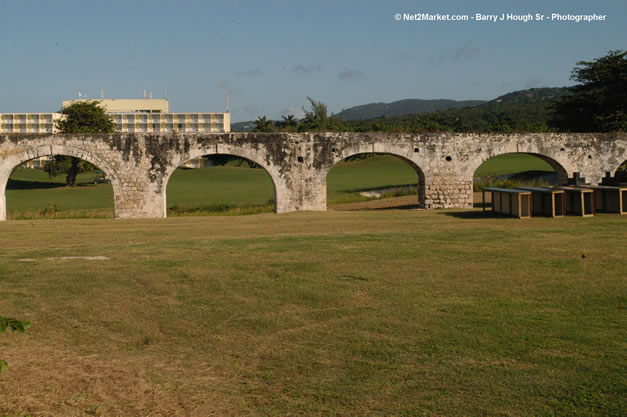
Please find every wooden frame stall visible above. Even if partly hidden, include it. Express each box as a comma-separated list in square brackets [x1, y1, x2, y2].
[557, 186, 595, 217]
[517, 187, 566, 217]
[482, 188, 532, 218]
[582, 185, 626, 215]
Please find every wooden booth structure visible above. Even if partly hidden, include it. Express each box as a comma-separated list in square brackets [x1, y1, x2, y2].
[582, 185, 626, 215]
[557, 186, 595, 217]
[482, 188, 532, 218]
[517, 187, 566, 218]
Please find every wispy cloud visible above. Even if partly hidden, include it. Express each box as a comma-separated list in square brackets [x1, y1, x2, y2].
[233, 68, 265, 78]
[291, 64, 323, 75]
[427, 41, 480, 67]
[396, 52, 417, 62]
[280, 107, 306, 119]
[337, 68, 365, 82]
[232, 104, 264, 121]
[453, 41, 480, 62]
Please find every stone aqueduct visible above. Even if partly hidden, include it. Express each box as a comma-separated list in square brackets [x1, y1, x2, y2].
[0, 132, 626, 220]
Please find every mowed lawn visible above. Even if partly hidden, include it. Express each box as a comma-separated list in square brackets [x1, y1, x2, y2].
[5, 154, 553, 218]
[6, 169, 114, 216]
[0, 211, 625, 416]
[474, 153, 554, 177]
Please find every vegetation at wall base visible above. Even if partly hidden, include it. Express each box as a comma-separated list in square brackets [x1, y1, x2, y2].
[167, 200, 275, 217]
[1, 317, 31, 373]
[616, 162, 627, 182]
[473, 176, 553, 192]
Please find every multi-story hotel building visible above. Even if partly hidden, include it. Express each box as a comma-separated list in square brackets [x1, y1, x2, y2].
[1, 98, 230, 168]
[0, 98, 230, 134]
[0, 113, 63, 134]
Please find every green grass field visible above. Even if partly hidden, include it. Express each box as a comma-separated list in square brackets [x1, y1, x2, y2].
[0, 211, 624, 416]
[6, 168, 115, 217]
[5, 154, 554, 218]
[327, 155, 418, 203]
[474, 153, 553, 177]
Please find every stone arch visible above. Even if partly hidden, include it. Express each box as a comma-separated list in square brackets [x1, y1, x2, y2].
[611, 157, 627, 175]
[465, 148, 571, 185]
[162, 147, 282, 217]
[324, 146, 427, 207]
[612, 158, 627, 182]
[0, 144, 120, 221]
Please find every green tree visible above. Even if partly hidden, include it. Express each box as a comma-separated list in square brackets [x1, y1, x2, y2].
[281, 114, 298, 128]
[253, 115, 273, 132]
[302, 97, 328, 129]
[55, 101, 115, 186]
[1, 316, 30, 373]
[551, 50, 626, 132]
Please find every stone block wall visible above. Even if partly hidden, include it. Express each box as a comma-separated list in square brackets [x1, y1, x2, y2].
[0, 132, 625, 220]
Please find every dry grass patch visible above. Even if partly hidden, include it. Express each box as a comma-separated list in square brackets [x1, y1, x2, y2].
[0, 211, 625, 416]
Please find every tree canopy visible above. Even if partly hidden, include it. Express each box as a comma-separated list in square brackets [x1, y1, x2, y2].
[55, 100, 115, 134]
[551, 50, 626, 132]
[50, 101, 115, 186]
[253, 116, 273, 132]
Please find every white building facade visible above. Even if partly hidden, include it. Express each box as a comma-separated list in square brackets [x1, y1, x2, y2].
[1, 98, 230, 168]
[1, 98, 230, 134]
[0, 113, 63, 134]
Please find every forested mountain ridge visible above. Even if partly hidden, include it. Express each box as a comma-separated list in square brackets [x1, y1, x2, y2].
[333, 98, 486, 121]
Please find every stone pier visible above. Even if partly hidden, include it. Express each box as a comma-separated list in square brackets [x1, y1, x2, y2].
[1, 132, 625, 220]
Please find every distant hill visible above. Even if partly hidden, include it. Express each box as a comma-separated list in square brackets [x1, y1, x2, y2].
[345, 88, 574, 133]
[489, 87, 571, 105]
[231, 121, 256, 132]
[334, 99, 486, 121]
[230, 87, 572, 132]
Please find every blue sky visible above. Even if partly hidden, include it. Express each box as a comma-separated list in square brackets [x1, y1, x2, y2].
[0, 0, 624, 121]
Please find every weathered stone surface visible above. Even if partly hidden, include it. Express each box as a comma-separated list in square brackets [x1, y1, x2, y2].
[0, 132, 625, 220]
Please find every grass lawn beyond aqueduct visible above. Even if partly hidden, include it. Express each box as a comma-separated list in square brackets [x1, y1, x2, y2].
[5, 153, 554, 218]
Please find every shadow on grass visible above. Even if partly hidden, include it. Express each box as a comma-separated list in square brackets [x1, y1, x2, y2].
[7, 179, 100, 190]
[438, 210, 510, 220]
[373, 204, 422, 210]
[330, 201, 423, 211]
[337, 183, 417, 194]
[7, 179, 64, 190]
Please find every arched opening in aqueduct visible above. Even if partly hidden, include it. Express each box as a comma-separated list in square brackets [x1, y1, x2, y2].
[1, 154, 115, 220]
[325, 153, 425, 210]
[614, 160, 627, 183]
[164, 154, 277, 216]
[472, 152, 569, 208]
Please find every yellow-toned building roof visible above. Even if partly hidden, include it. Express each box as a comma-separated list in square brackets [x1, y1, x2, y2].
[62, 99, 169, 113]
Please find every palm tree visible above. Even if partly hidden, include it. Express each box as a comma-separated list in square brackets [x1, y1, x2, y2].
[303, 97, 328, 127]
[254, 116, 273, 132]
[281, 114, 298, 127]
